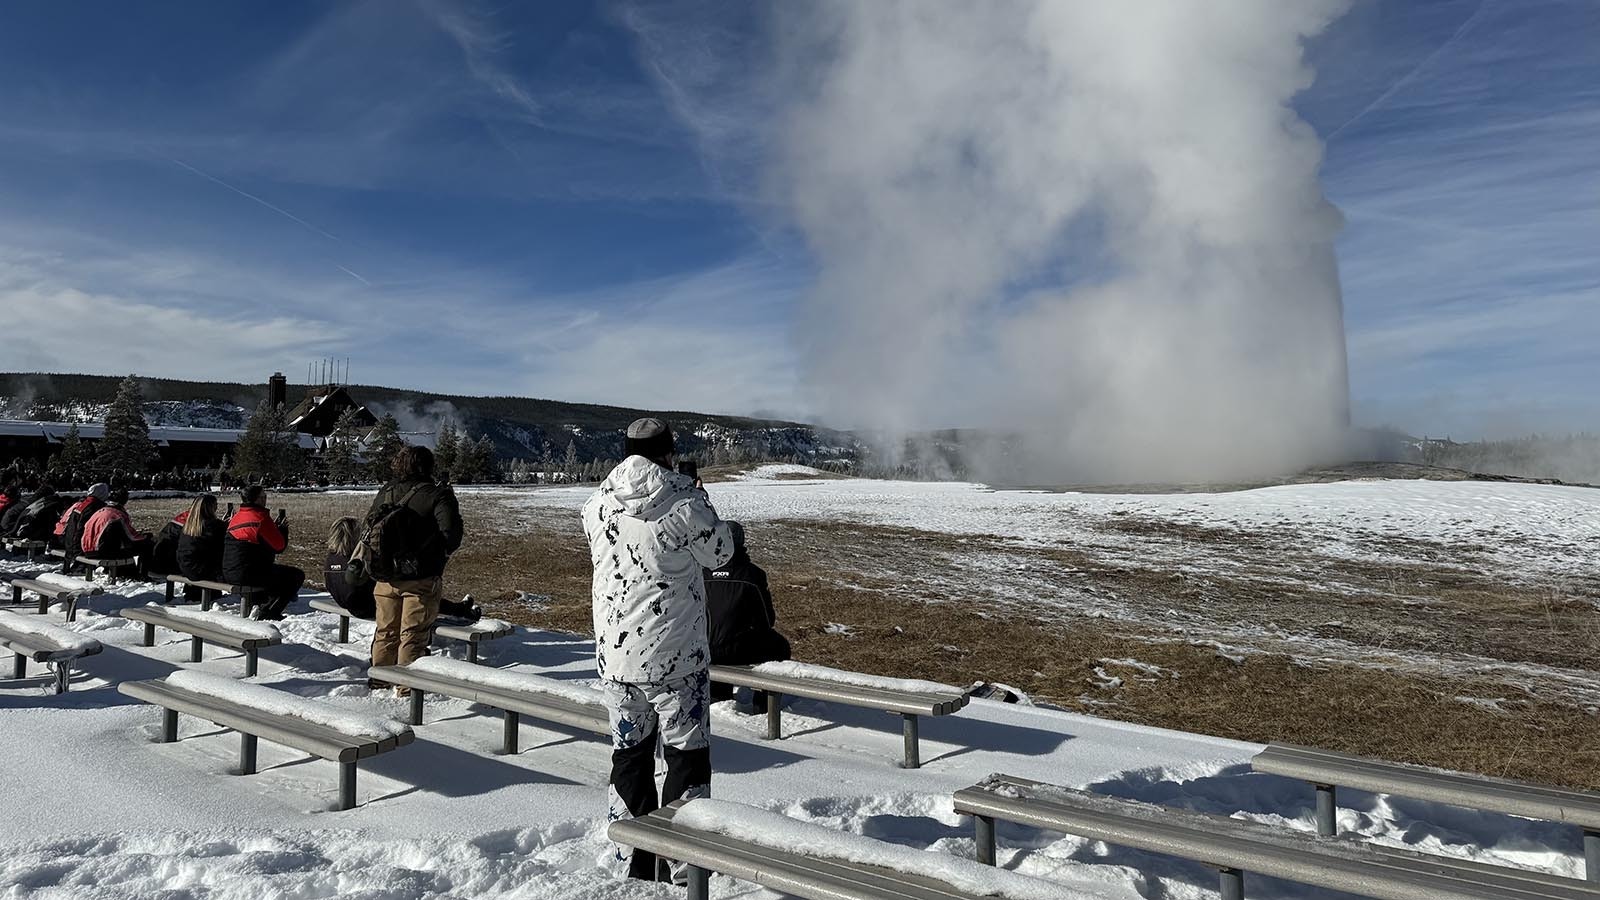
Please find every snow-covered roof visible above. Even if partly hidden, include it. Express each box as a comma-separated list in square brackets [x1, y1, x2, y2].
[0, 419, 316, 449]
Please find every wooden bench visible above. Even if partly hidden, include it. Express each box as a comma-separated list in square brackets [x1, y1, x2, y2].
[1253, 743, 1600, 882]
[311, 598, 514, 663]
[611, 799, 1066, 900]
[369, 657, 607, 755]
[118, 672, 414, 811]
[0, 609, 103, 694]
[7, 576, 105, 622]
[120, 604, 283, 677]
[164, 575, 268, 617]
[2, 539, 46, 560]
[954, 774, 1600, 900]
[72, 555, 141, 582]
[709, 663, 971, 768]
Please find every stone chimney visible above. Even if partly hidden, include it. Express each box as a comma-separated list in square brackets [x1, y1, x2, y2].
[269, 372, 287, 409]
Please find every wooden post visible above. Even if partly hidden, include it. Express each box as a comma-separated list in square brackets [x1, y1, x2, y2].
[975, 815, 996, 865]
[502, 710, 520, 755]
[766, 691, 782, 740]
[900, 714, 921, 769]
[339, 762, 357, 811]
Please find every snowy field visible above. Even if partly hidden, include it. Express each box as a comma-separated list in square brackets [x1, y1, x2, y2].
[2, 470, 1595, 897]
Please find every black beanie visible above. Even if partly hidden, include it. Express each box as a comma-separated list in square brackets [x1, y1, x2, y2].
[624, 417, 674, 461]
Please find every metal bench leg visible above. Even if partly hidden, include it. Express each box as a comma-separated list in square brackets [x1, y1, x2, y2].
[409, 690, 425, 726]
[143, 623, 156, 647]
[66, 597, 79, 623]
[240, 593, 255, 619]
[239, 733, 258, 776]
[1314, 784, 1337, 837]
[52, 663, 70, 695]
[1585, 828, 1598, 883]
[190, 635, 204, 663]
[975, 815, 996, 865]
[165, 580, 175, 603]
[502, 710, 519, 755]
[12, 654, 24, 679]
[339, 762, 357, 811]
[1219, 867, 1244, 900]
[161, 708, 179, 743]
[900, 714, 921, 769]
[201, 590, 214, 612]
[10, 584, 19, 605]
[337, 616, 349, 643]
[37, 592, 48, 615]
[245, 648, 258, 677]
[468, 641, 479, 664]
[686, 865, 710, 900]
[766, 691, 782, 740]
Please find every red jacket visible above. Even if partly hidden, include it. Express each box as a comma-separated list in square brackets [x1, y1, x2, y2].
[54, 496, 100, 537]
[82, 506, 145, 553]
[222, 505, 287, 584]
[0, 493, 14, 517]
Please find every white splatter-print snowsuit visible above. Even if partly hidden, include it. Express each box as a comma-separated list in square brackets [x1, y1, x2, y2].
[582, 455, 733, 879]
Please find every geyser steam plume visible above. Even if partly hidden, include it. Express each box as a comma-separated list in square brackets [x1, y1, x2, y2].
[774, 1, 1354, 484]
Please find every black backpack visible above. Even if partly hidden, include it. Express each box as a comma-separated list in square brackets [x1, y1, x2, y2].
[348, 484, 427, 584]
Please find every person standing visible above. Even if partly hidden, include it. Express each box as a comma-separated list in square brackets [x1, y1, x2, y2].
[223, 486, 305, 620]
[582, 418, 733, 882]
[365, 446, 463, 692]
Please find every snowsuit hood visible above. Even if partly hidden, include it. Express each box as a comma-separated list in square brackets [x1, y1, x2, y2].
[583, 455, 734, 684]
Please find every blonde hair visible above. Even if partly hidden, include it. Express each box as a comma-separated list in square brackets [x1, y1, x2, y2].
[327, 516, 361, 556]
[181, 494, 218, 538]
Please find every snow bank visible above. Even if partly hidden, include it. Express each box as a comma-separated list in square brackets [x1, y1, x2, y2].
[733, 463, 825, 481]
[438, 616, 512, 635]
[138, 603, 282, 641]
[165, 671, 410, 742]
[675, 799, 1121, 899]
[752, 660, 972, 696]
[408, 657, 605, 708]
[0, 610, 102, 653]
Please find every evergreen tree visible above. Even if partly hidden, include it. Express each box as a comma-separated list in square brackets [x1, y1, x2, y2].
[52, 423, 92, 477]
[97, 374, 152, 475]
[472, 435, 498, 483]
[435, 420, 459, 478]
[365, 413, 405, 482]
[564, 440, 579, 478]
[234, 401, 287, 482]
[325, 407, 364, 484]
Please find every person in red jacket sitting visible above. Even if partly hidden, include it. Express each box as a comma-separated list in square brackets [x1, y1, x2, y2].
[222, 486, 305, 621]
[52, 482, 110, 553]
[81, 488, 153, 576]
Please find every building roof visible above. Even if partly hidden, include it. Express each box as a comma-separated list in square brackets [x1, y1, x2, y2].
[0, 420, 316, 449]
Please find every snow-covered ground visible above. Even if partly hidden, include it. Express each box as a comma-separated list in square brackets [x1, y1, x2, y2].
[1, 476, 1594, 897]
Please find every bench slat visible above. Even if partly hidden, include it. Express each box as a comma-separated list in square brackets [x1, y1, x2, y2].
[1254, 744, 1600, 830]
[119, 680, 375, 763]
[709, 665, 967, 717]
[954, 777, 1599, 900]
[369, 664, 609, 735]
[612, 812, 984, 900]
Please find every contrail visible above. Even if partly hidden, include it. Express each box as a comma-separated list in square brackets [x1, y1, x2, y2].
[336, 265, 372, 286]
[1325, 0, 1491, 144]
[164, 155, 343, 243]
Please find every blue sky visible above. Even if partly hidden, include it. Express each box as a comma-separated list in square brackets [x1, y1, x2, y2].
[0, 0, 1594, 438]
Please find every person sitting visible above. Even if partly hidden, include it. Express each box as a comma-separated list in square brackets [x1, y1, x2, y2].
[53, 482, 110, 555]
[0, 475, 39, 537]
[174, 494, 225, 602]
[146, 503, 192, 577]
[222, 486, 304, 621]
[6, 484, 64, 542]
[324, 515, 482, 622]
[81, 488, 154, 576]
[703, 521, 791, 702]
[0, 477, 21, 523]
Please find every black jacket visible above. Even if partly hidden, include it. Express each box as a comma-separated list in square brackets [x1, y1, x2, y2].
[324, 550, 375, 617]
[148, 518, 184, 575]
[365, 479, 463, 580]
[9, 493, 64, 541]
[704, 551, 778, 660]
[177, 518, 225, 581]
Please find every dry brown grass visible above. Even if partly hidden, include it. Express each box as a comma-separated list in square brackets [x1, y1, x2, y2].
[127, 491, 1600, 790]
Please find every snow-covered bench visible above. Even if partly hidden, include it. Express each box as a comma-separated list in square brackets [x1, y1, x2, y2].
[611, 798, 1074, 900]
[709, 661, 973, 768]
[120, 604, 283, 677]
[71, 554, 142, 582]
[7, 574, 105, 622]
[0, 609, 103, 694]
[163, 574, 268, 617]
[1253, 743, 1600, 881]
[310, 597, 514, 663]
[118, 670, 414, 811]
[369, 657, 607, 754]
[953, 774, 1600, 900]
[2, 538, 46, 560]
